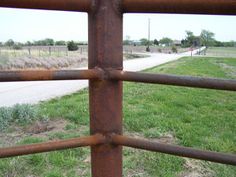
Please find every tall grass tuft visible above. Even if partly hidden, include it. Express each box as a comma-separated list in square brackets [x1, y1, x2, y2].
[0, 104, 38, 131]
[0, 107, 12, 131]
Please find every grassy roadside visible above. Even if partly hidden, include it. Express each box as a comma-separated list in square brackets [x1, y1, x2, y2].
[0, 57, 236, 176]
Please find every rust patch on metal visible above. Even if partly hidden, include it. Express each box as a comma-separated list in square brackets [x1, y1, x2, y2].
[89, 0, 123, 176]
[0, 69, 103, 82]
[19, 70, 54, 81]
[122, 0, 236, 15]
[0, 0, 92, 12]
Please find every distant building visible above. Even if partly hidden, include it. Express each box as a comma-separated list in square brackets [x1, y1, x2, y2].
[173, 40, 182, 46]
[132, 40, 142, 46]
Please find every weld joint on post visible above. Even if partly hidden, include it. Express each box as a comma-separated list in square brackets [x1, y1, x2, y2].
[93, 133, 121, 146]
[103, 68, 123, 80]
[94, 67, 122, 81]
[107, 133, 119, 145]
[93, 67, 106, 80]
[93, 133, 108, 145]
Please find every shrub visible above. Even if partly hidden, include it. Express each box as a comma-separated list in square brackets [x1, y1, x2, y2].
[67, 41, 78, 51]
[13, 44, 22, 50]
[0, 104, 38, 131]
[55, 41, 66, 46]
[12, 104, 38, 125]
[171, 46, 178, 53]
[0, 107, 12, 131]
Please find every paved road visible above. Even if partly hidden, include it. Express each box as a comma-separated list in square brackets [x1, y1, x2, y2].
[0, 49, 202, 107]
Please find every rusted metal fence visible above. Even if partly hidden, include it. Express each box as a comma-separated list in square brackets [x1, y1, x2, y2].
[0, 0, 236, 176]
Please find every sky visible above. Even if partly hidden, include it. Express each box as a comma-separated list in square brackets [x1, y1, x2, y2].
[1, 7, 236, 43]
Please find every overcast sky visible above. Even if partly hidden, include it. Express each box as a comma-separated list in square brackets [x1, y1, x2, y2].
[1, 7, 236, 43]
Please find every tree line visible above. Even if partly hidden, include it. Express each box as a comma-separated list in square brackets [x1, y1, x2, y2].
[0, 39, 87, 51]
[123, 29, 236, 48]
[1, 30, 236, 51]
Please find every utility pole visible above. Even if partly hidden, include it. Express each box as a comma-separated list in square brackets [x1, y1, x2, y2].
[146, 18, 150, 52]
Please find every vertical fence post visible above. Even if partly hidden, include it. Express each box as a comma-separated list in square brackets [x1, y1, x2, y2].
[88, 0, 123, 177]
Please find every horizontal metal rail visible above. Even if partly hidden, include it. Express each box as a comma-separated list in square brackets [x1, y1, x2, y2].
[0, 0, 91, 12]
[0, 69, 102, 82]
[108, 70, 236, 91]
[2, 69, 236, 92]
[122, 0, 236, 15]
[111, 134, 236, 166]
[0, 134, 105, 158]
[1, 0, 236, 15]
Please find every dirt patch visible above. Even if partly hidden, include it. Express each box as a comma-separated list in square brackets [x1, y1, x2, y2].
[152, 133, 176, 144]
[126, 132, 214, 177]
[126, 168, 147, 177]
[0, 119, 68, 147]
[0, 131, 25, 147]
[24, 119, 68, 138]
[178, 159, 214, 177]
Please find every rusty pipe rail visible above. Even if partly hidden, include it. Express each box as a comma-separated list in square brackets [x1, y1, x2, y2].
[1, 0, 236, 15]
[122, 0, 236, 15]
[111, 134, 236, 166]
[3, 69, 236, 91]
[0, 69, 102, 82]
[0, 134, 105, 158]
[0, 0, 91, 12]
[108, 70, 236, 91]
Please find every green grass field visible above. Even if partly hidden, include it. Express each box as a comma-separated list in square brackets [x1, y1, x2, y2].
[0, 56, 236, 177]
[206, 47, 236, 58]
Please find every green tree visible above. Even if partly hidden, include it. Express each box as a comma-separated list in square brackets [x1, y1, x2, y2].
[55, 40, 66, 46]
[186, 31, 195, 45]
[222, 41, 236, 47]
[182, 31, 201, 47]
[5, 39, 14, 47]
[213, 40, 223, 47]
[200, 30, 215, 48]
[140, 38, 149, 46]
[153, 39, 159, 45]
[67, 41, 78, 51]
[44, 38, 54, 46]
[159, 37, 173, 46]
[13, 44, 22, 50]
[33, 38, 54, 46]
[26, 41, 32, 46]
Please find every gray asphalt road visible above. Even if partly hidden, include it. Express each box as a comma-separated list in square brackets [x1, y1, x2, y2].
[0, 49, 202, 107]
